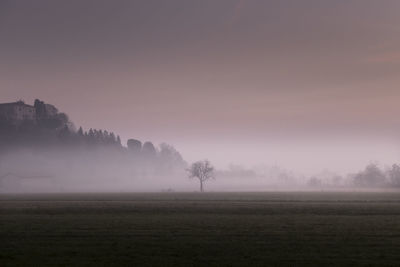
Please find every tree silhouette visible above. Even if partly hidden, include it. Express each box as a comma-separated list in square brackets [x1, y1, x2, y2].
[142, 141, 156, 158]
[127, 139, 142, 153]
[353, 163, 386, 187]
[388, 164, 400, 187]
[187, 160, 215, 192]
[77, 127, 84, 136]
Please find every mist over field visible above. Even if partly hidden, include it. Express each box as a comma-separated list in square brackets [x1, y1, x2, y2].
[0, 0, 400, 197]
[3, 2, 400, 266]
[1, 107, 399, 194]
[1, 0, 400, 193]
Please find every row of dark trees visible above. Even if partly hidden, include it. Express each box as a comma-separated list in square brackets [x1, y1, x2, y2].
[307, 163, 400, 188]
[58, 125, 185, 166]
[60, 126, 123, 147]
[352, 163, 400, 188]
[57, 125, 187, 172]
[0, 104, 187, 178]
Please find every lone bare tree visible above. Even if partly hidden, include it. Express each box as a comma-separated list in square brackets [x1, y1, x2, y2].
[187, 160, 215, 192]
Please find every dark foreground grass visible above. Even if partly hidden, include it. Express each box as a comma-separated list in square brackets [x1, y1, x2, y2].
[1, 192, 400, 266]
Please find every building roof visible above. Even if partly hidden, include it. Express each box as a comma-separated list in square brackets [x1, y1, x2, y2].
[0, 101, 34, 108]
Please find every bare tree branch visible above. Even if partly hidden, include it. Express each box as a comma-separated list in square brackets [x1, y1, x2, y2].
[187, 160, 215, 192]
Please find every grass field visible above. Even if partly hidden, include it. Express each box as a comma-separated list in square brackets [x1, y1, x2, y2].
[1, 192, 400, 266]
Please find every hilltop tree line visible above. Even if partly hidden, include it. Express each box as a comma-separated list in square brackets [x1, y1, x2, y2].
[0, 102, 184, 164]
[60, 126, 122, 147]
[0, 104, 187, 184]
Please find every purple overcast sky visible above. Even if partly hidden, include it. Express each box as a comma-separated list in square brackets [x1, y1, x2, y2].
[1, 0, 400, 173]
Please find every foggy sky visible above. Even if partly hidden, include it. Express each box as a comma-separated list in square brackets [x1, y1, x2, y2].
[1, 0, 400, 173]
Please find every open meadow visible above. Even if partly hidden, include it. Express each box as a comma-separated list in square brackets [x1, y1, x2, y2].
[1, 192, 400, 266]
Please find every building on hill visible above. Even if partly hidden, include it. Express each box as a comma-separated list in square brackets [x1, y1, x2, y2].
[0, 99, 62, 126]
[34, 99, 58, 118]
[0, 101, 36, 124]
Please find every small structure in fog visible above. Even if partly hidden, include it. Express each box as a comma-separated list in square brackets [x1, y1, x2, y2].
[0, 99, 60, 126]
[0, 101, 36, 124]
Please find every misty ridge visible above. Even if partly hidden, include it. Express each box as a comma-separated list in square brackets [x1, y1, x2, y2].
[0, 99, 186, 192]
[0, 99, 399, 193]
